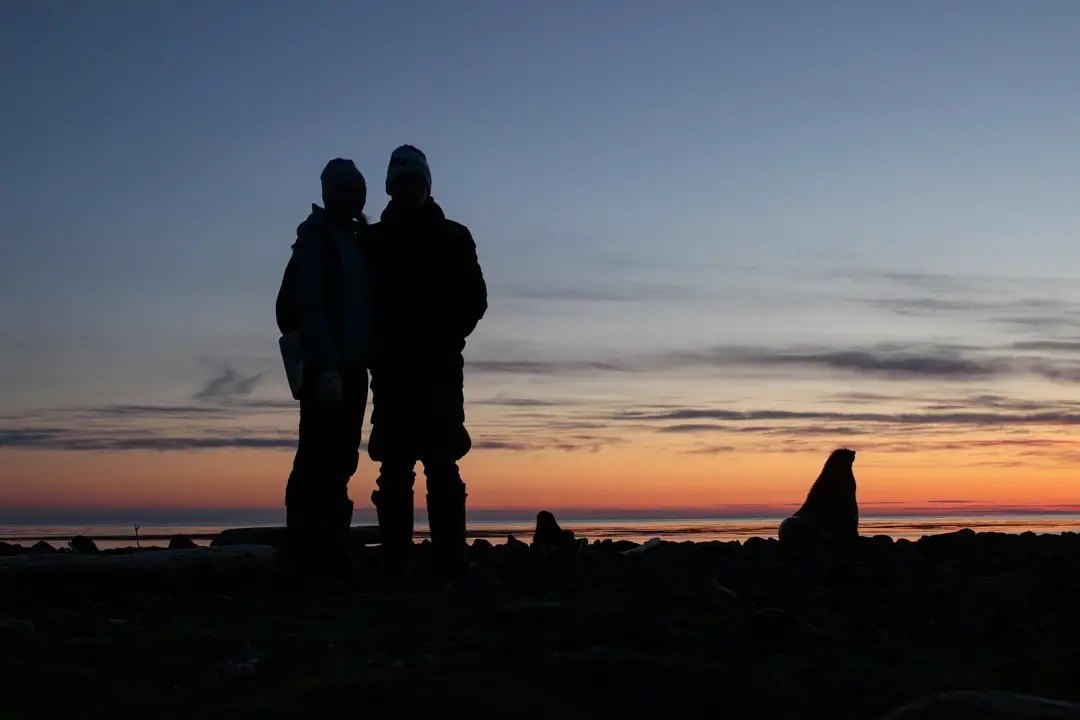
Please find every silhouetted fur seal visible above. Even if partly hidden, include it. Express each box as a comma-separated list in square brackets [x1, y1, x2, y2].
[532, 510, 579, 550]
[778, 448, 858, 549]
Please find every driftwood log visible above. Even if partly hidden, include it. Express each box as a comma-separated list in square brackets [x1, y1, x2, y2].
[880, 691, 1080, 720]
[211, 525, 382, 548]
[0, 545, 277, 591]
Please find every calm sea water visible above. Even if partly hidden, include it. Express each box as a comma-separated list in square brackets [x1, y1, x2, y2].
[3, 514, 1078, 550]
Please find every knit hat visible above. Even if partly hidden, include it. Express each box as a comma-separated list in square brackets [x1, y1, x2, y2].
[385, 145, 431, 195]
[321, 158, 364, 190]
[320, 158, 366, 208]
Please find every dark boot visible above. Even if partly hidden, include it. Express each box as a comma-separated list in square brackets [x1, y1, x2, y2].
[426, 464, 468, 579]
[323, 498, 355, 572]
[284, 502, 320, 576]
[372, 468, 415, 579]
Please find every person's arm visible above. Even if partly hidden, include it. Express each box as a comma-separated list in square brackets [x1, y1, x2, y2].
[292, 226, 339, 375]
[455, 225, 488, 338]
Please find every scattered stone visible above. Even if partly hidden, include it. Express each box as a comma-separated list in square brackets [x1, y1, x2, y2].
[211, 638, 264, 678]
[779, 448, 859, 550]
[742, 536, 772, 551]
[40, 607, 97, 639]
[0, 541, 23, 556]
[710, 580, 739, 600]
[880, 690, 1080, 719]
[623, 538, 663, 555]
[0, 617, 38, 658]
[0, 545, 278, 589]
[3, 526, 1080, 716]
[505, 535, 529, 550]
[468, 538, 494, 565]
[215, 660, 259, 678]
[168, 534, 199, 550]
[917, 528, 978, 558]
[69, 535, 99, 554]
[739, 607, 818, 644]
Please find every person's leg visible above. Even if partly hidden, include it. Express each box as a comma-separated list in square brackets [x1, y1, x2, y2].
[285, 380, 332, 568]
[368, 373, 418, 576]
[371, 456, 416, 575]
[317, 369, 368, 566]
[420, 379, 472, 577]
[423, 455, 468, 577]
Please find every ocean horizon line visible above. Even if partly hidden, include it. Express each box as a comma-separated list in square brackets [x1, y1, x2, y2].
[4, 513, 1078, 549]
[3, 504, 1080, 526]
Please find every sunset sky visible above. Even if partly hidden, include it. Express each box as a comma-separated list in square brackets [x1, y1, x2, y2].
[2, 1, 1078, 519]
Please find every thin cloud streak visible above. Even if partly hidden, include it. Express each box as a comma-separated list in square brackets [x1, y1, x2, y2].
[623, 407, 1080, 426]
[0, 428, 296, 451]
[469, 342, 1080, 383]
[194, 367, 265, 402]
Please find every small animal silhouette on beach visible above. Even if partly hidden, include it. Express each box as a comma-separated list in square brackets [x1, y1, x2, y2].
[778, 448, 859, 550]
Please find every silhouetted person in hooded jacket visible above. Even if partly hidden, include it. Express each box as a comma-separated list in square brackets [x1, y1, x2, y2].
[277, 158, 374, 574]
[367, 145, 487, 578]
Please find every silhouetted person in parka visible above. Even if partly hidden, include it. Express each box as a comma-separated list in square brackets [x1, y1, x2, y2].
[276, 158, 374, 574]
[367, 145, 487, 578]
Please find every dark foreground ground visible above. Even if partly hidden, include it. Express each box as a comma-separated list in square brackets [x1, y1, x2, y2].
[2, 530, 1079, 719]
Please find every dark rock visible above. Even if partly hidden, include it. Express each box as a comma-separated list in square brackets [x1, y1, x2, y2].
[505, 535, 528, 550]
[705, 580, 740, 610]
[500, 600, 566, 618]
[0, 618, 38, 658]
[469, 538, 494, 563]
[40, 608, 97, 639]
[742, 536, 770, 551]
[561, 609, 680, 652]
[0, 545, 278, 590]
[623, 538, 663, 555]
[532, 510, 580, 552]
[31, 540, 56, 553]
[203, 634, 263, 677]
[168, 534, 198, 550]
[0, 541, 24, 556]
[69, 535, 99, 554]
[452, 564, 501, 602]
[214, 659, 260, 678]
[880, 690, 1080, 719]
[182, 631, 259, 664]
[778, 448, 859, 550]
[213, 526, 286, 547]
[710, 580, 739, 600]
[917, 528, 978, 558]
[731, 607, 819, 646]
[471, 538, 493, 551]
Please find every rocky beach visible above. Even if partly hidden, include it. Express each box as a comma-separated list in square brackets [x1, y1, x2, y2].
[2, 524, 1079, 719]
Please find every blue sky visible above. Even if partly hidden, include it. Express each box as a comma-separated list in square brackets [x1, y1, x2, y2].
[2, 1, 1078, 511]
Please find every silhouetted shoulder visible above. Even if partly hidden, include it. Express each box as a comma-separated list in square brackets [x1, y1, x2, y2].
[440, 219, 478, 259]
[441, 218, 473, 241]
[295, 209, 324, 247]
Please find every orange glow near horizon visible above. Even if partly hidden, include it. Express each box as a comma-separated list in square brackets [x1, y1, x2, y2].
[3, 442, 1078, 515]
